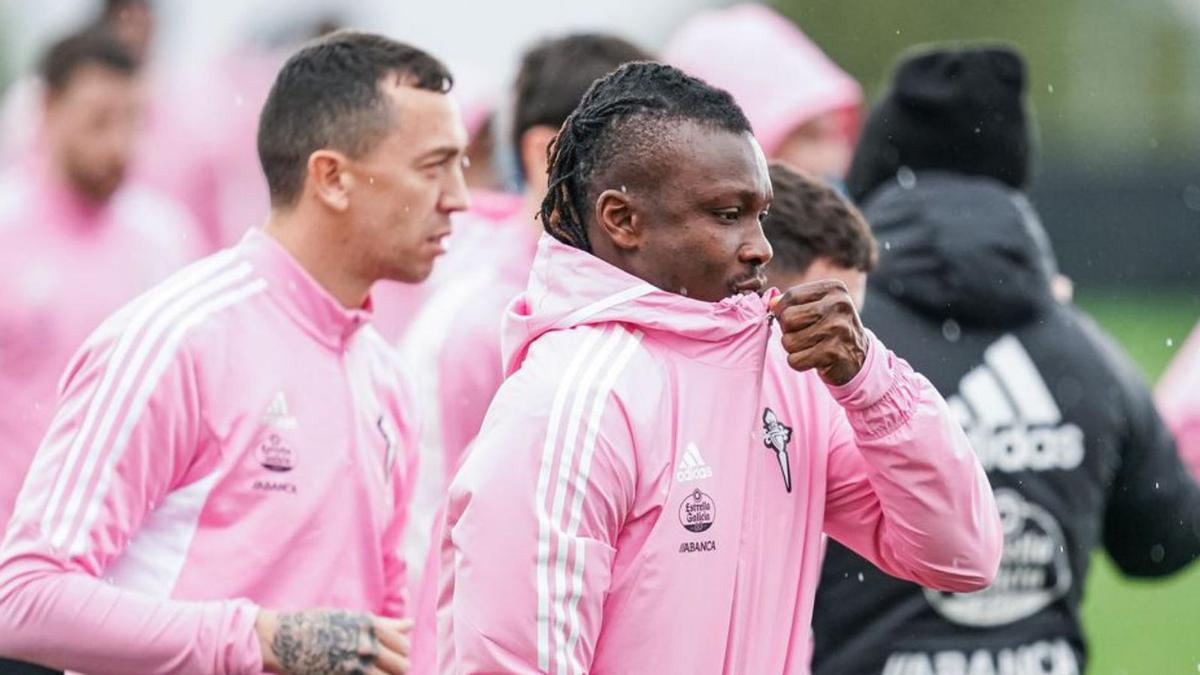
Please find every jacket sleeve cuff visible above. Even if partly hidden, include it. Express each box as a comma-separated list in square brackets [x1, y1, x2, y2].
[826, 330, 921, 440]
[216, 599, 265, 675]
[827, 330, 886, 407]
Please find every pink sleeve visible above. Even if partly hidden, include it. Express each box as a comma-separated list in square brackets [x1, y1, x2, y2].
[441, 363, 635, 674]
[0, 329, 263, 674]
[821, 331, 1003, 593]
[1157, 325, 1200, 479]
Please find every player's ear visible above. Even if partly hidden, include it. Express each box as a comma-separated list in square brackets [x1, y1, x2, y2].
[595, 188, 642, 251]
[307, 149, 352, 211]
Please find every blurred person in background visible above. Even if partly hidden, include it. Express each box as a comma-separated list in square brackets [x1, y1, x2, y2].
[0, 0, 279, 253]
[1159, 322, 1200, 475]
[813, 45, 1200, 675]
[453, 62, 521, 214]
[0, 26, 193, 675]
[0, 31, 469, 674]
[0, 28, 195, 539]
[401, 35, 650, 672]
[0, 0, 153, 168]
[438, 60, 1000, 674]
[761, 162, 876, 309]
[663, 3, 861, 187]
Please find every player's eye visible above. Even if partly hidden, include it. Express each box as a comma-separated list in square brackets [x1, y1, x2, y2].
[714, 208, 741, 222]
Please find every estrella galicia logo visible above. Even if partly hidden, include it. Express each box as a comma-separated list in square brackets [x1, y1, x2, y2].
[679, 489, 716, 533]
[762, 408, 793, 493]
[256, 433, 295, 472]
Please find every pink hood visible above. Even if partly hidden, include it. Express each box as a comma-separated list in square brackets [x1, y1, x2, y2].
[663, 3, 862, 155]
[503, 235, 775, 376]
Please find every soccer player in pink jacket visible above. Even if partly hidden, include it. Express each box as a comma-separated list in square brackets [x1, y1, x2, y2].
[0, 31, 469, 674]
[437, 62, 1002, 675]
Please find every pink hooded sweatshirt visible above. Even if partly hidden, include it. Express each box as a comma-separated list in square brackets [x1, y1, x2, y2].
[0, 161, 197, 536]
[1159, 321, 1200, 476]
[436, 236, 1003, 674]
[0, 228, 419, 674]
[662, 4, 861, 160]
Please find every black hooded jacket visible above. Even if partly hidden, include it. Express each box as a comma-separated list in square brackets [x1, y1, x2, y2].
[812, 173, 1200, 674]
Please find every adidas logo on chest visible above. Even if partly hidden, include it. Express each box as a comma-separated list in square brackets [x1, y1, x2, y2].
[675, 442, 713, 483]
[262, 391, 298, 430]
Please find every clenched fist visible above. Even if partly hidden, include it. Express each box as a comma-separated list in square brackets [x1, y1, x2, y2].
[769, 280, 868, 386]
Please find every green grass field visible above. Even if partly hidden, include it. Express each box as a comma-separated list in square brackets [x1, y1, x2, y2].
[1075, 289, 1200, 674]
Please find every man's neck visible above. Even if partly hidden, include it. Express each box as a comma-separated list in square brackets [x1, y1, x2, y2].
[263, 208, 371, 309]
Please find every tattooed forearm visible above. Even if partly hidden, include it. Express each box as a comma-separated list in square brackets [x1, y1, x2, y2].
[271, 610, 379, 675]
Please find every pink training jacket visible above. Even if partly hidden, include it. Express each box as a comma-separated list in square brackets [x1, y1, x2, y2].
[1159, 321, 1200, 476]
[436, 236, 1002, 674]
[0, 161, 197, 537]
[0, 228, 419, 674]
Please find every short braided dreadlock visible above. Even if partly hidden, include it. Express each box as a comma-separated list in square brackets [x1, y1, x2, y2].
[539, 61, 752, 252]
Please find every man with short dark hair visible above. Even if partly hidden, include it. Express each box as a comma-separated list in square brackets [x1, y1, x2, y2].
[812, 45, 1200, 675]
[0, 31, 468, 674]
[438, 61, 1001, 674]
[762, 163, 876, 308]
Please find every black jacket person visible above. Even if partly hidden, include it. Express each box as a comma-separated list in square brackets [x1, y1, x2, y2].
[812, 45, 1200, 675]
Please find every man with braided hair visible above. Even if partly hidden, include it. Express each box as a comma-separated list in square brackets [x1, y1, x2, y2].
[438, 62, 1001, 674]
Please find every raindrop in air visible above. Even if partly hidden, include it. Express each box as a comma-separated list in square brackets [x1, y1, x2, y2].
[942, 319, 962, 343]
[897, 167, 916, 190]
